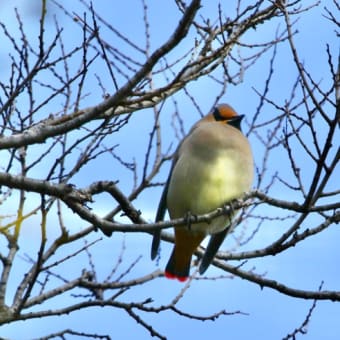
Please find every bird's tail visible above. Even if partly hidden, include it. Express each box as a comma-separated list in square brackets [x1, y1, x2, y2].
[165, 249, 190, 282]
[165, 229, 205, 282]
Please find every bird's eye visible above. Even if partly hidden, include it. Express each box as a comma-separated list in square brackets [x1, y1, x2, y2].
[213, 107, 224, 121]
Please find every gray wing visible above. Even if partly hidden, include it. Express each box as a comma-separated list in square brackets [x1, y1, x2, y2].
[151, 173, 171, 260]
[151, 137, 188, 260]
[198, 226, 230, 274]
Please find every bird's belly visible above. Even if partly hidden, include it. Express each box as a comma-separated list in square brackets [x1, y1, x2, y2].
[167, 153, 246, 234]
[192, 216, 231, 234]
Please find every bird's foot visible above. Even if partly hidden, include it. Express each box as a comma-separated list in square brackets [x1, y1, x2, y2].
[184, 211, 198, 230]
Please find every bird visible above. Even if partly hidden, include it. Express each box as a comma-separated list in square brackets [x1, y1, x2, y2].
[151, 103, 253, 282]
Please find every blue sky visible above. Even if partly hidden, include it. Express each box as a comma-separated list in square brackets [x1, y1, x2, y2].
[0, 1, 339, 339]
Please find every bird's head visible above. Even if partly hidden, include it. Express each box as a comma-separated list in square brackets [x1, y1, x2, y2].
[204, 103, 244, 131]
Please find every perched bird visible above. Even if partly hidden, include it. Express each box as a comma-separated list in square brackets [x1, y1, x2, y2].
[151, 103, 253, 281]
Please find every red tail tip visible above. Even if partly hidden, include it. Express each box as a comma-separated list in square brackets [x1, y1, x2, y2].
[177, 276, 188, 282]
[165, 271, 188, 282]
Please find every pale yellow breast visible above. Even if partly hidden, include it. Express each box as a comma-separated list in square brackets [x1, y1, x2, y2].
[166, 122, 253, 234]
